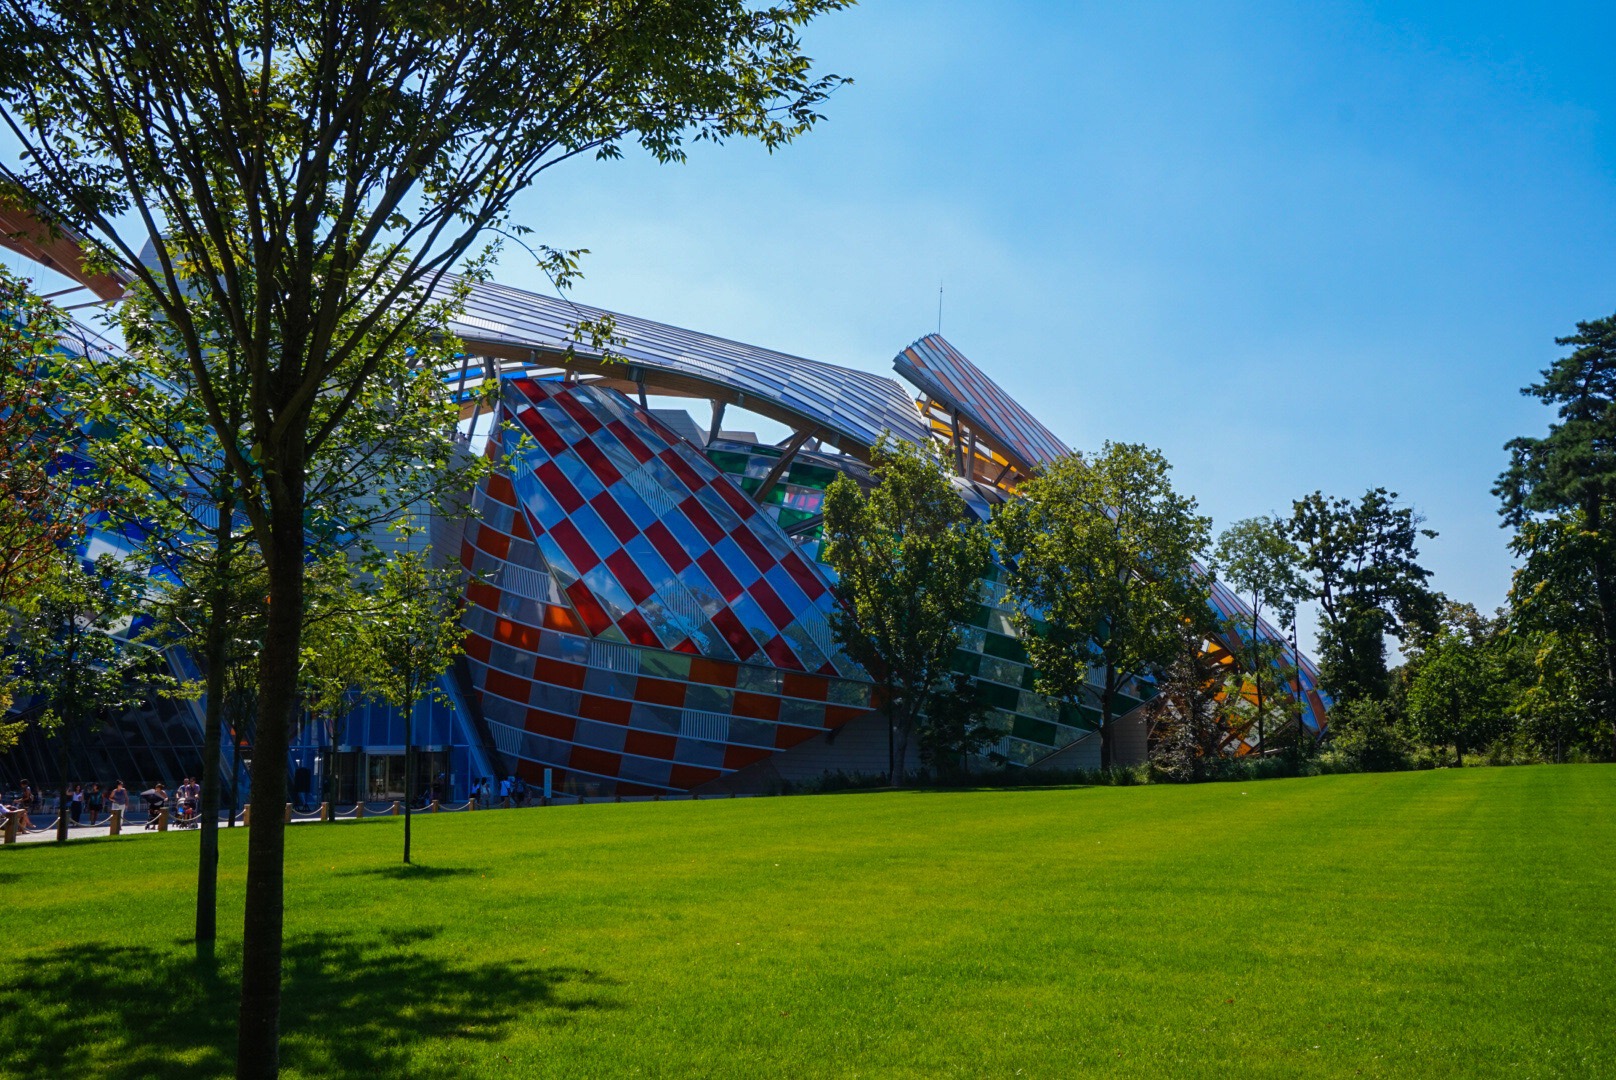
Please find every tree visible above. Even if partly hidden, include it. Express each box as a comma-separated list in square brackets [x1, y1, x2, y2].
[360, 534, 465, 864]
[0, 264, 103, 745]
[993, 443, 1211, 770]
[1505, 512, 1613, 759]
[297, 556, 372, 811]
[142, 530, 268, 952]
[8, 551, 155, 841]
[914, 674, 1000, 780]
[1285, 489, 1439, 704]
[822, 441, 992, 786]
[1497, 313, 1616, 758]
[1146, 612, 1229, 782]
[1212, 515, 1305, 757]
[1403, 612, 1507, 767]
[0, 5, 851, 1071]
[81, 278, 478, 956]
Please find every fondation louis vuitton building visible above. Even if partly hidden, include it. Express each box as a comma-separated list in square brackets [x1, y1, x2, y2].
[1, 236, 1329, 801]
[409, 278, 1330, 798]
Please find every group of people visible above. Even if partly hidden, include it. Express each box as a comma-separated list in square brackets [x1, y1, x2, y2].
[0, 777, 206, 832]
[471, 775, 531, 807]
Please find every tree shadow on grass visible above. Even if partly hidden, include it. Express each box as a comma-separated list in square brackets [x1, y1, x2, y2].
[339, 863, 480, 881]
[0, 926, 615, 1078]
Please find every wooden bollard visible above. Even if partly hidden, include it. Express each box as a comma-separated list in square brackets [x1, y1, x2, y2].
[108, 809, 122, 836]
[319, 801, 330, 822]
[502, 797, 512, 810]
[429, 800, 440, 813]
[242, 804, 251, 827]
[390, 800, 400, 816]
[157, 808, 169, 832]
[354, 802, 365, 820]
[283, 802, 293, 824]
[467, 796, 477, 811]
[2, 811, 16, 844]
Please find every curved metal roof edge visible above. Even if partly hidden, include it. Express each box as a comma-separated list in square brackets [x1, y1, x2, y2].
[445, 275, 931, 453]
[893, 333, 1071, 470]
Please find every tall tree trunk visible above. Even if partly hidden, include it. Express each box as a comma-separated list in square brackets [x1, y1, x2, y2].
[196, 504, 234, 952]
[236, 482, 306, 1080]
[403, 683, 414, 864]
[1099, 663, 1117, 771]
[56, 637, 76, 843]
[1585, 498, 1616, 759]
[892, 695, 904, 788]
[55, 720, 70, 843]
[1250, 595, 1264, 758]
[891, 705, 914, 789]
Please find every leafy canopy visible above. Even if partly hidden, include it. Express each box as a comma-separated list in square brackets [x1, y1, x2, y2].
[993, 442, 1211, 729]
[821, 440, 991, 781]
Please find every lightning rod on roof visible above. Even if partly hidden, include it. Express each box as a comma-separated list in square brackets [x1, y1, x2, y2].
[937, 281, 943, 335]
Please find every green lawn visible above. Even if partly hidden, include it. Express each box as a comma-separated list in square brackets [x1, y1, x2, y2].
[2, 766, 1612, 1078]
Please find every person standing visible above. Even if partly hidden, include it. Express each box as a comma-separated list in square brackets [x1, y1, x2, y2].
[140, 783, 168, 830]
[69, 784, 85, 825]
[86, 782, 104, 825]
[109, 780, 129, 820]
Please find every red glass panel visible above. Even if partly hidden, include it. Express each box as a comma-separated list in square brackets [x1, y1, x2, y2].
[549, 518, 602, 574]
[534, 460, 585, 513]
[591, 492, 639, 544]
[645, 520, 692, 572]
[748, 578, 794, 630]
[696, 550, 743, 602]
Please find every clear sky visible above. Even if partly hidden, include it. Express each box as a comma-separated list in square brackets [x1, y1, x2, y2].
[493, 0, 1616, 642]
[5, 2, 1608, 647]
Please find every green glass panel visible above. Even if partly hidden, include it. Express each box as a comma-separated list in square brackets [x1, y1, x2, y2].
[951, 650, 981, 677]
[981, 632, 1028, 664]
[1011, 717, 1058, 746]
[978, 680, 1020, 711]
[706, 449, 752, 473]
[793, 464, 840, 487]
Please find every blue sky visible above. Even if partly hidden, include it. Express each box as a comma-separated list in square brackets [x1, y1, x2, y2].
[4, 2, 1607, 646]
[494, 0, 1616, 640]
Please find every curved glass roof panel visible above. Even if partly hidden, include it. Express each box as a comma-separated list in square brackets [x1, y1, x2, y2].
[894, 334, 1070, 470]
[445, 277, 931, 452]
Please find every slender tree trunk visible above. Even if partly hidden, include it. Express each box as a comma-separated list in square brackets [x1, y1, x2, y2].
[403, 683, 414, 864]
[1099, 663, 1117, 771]
[196, 505, 235, 951]
[56, 637, 76, 843]
[891, 705, 913, 788]
[892, 695, 904, 788]
[1250, 595, 1265, 759]
[236, 481, 306, 1080]
[1585, 499, 1616, 760]
[56, 723, 70, 843]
